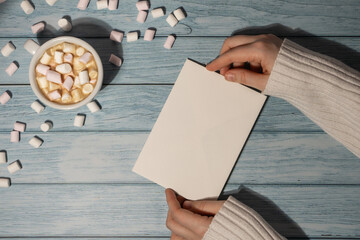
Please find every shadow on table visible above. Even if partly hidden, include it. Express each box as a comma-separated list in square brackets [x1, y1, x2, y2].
[36, 17, 123, 91]
[232, 23, 360, 72]
[219, 186, 309, 239]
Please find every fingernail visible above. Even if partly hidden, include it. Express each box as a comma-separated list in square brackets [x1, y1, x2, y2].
[225, 73, 234, 81]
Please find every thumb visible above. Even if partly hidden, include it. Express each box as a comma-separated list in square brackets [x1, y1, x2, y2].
[183, 200, 225, 216]
[224, 68, 269, 92]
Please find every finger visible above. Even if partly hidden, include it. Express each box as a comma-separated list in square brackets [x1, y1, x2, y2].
[176, 194, 186, 206]
[167, 211, 197, 240]
[220, 62, 246, 76]
[224, 68, 269, 91]
[249, 62, 262, 73]
[206, 44, 262, 72]
[219, 35, 267, 55]
[171, 233, 185, 240]
[183, 200, 225, 215]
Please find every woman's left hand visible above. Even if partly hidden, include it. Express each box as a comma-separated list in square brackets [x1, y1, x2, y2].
[165, 189, 225, 240]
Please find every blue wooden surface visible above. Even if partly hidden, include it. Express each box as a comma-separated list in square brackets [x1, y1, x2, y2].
[0, 0, 359, 239]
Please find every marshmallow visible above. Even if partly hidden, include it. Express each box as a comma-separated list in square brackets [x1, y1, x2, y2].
[58, 18, 72, 32]
[24, 39, 40, 55]
[97, 0, 107, 9]
[174, 8, 186, 21]
[54, 51, 64, 64]
[90, 79, 97, 84]
[127, 31, 139, 42]
[166, 13, 178, 27]
[74, 76, 81, 88]
[77, 0, 89, 10]
[89, 69, 98, 79]
[144, 28, 155, 41]
[0, 178, 10, 188]
[46, 70, 62, 84]
[109, 54, 122, 67]
[74, 114, 85, 127]
[79, 52, 92, 64]
[48, 90, 61, 101]
[108, 0, 118, 10]
[71, 89, 82, 102]
[8, 160, 22, 174]
[76, 47, 85, 56]
[10, 131, 19, 143]
[29, 136, 43, 148]
[0, 151, 7, 164]
[56, 63, 72, 74]
[110, 30, 124, 43]
[82, 83, 94, 95]
[63, 76, 74, 91]
[21, 0, 34, 14]
[64, 53, 73, 63]
[63, 43, 75, 53]
[49, 81, 61, 91]
[1, 42, 16, 57]
[61, 92, 72, 103]
[31, 22, 45, 34]
[87, 100, 101, 113]
[31, 100, 45, 113]
[79, 70, 89, 85]
[40, 51, 52, 64]
[5, 62, 18, 76]
[164, 35, 176, 49]
[40, 121, 53, 132]
[137, 10, 148, 23]
[136, 0, 149, 11]
[46, 0, 57, 6]
[36, 64, 50, 75]
[14, 122, 26, 132]
[37, 76, 48, 89]
[151, 8, 165, 18]
[0, 91, 11, 105]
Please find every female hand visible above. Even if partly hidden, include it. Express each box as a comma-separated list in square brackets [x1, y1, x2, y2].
[206, 34, 283, 91]
[165, 189, 225, 240]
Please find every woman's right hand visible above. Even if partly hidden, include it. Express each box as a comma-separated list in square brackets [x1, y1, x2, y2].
[206, 34, 283, 91]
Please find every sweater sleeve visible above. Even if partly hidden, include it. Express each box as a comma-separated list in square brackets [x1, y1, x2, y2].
[202, 196, 286, 240]
[263, 39, 360, 157]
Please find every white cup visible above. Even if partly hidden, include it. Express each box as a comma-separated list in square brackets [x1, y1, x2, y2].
[29, 36, 104, 110]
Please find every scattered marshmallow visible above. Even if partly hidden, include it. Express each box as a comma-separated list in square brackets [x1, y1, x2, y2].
[1, 42, 16, 57]
[77, 0, 89, 10]
[36, 63, 50, 75]
[144, 28, 155, 41]
[64, 53, 73, 63]
[127, 31, 139, 42]
[0, 91, 11, 105]
[63, 43, 75, 53]
[56, 63, 72, 74]
[79, 52, 92, 64]
[29, 136, 43, 148]
[137, 10, 148, 23]
[97, 0, 107, 9]
[164, 35, 176, 49]
[174, 8, 186, 21]
[0, 178, 10, 188]
[108, 0, 118, 10]
[63, 76, 74, 91]
[40, 121, 53, 132]
[40, 51, 52, 64]
[54, 51, 64, 64]
[151, 8, 165, 18]
[136, 0, 149, 11]
[58, 17, 72, 32]
[31, 22, 45, 34]
[110, 30, 124, 43]
[31, 100, 45, 113]
[24, 39, 40, 55]
[10, 131, 19, 143]
[21, 0, 34, 14]
[5, 62, 18, 76]
[166, 13, 178, 27]
[109, 54, 122, 67]
[14, 122, 26, 132]
[0, 151, 7, 164]
[87, 100, 101, 113]
[46, 70, 62, 84]
[79, 70, 89, 85]
[74, 114, 85, 127]
[8, 160, 22, 174]
[48, 90, 61, 100]
[46, 0, 57, 6]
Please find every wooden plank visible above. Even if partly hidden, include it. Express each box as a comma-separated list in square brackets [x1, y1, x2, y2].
[0, 184, 359, 237]
[1, 37, 360, 85]
[0, 0, 359, 37]
[0, 132, 358, 184]
[0, 239, 343, 240]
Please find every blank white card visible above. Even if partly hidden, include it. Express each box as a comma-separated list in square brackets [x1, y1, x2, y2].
[133, 59, 267, 200]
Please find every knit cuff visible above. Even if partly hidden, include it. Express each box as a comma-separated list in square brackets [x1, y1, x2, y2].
[202, 196, 286, 240]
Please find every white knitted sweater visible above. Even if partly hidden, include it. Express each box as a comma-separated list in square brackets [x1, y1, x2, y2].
[203, 39, 360, 240]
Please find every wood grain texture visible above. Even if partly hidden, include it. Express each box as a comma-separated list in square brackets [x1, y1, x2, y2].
[0, 184, 359, 237]
[1, 37, 360, 85]
[0, 0, 359, 37]
[0, 132, 357, 184]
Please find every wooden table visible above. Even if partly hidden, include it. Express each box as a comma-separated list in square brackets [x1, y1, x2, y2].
[0, 0, 359, 239]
